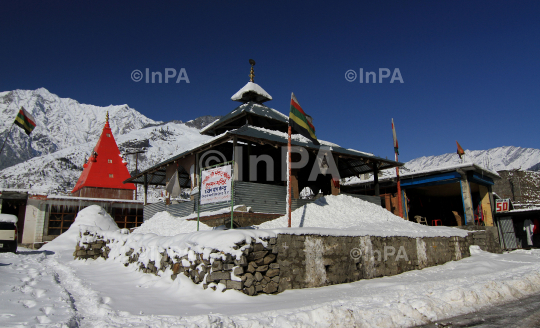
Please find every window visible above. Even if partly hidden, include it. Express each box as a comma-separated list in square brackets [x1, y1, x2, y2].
[107, 133, 111, 137]
[109, 174, 114, 178]
[108, 159, 112, 163]
[47, 205, 79, 235]
[113, 208, 144, 229]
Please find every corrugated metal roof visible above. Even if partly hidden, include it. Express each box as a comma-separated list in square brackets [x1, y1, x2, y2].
[125, 125, 402, 185]
[200, 102, 288, 135]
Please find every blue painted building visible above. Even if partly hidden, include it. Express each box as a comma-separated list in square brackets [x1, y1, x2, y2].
[342, 163, 500, 227]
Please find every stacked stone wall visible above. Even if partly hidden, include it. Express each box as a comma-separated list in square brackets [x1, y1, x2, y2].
[75, 229, 488, 296]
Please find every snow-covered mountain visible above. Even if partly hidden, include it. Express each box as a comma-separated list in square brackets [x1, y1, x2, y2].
[0, 88, 215, 196]
[0, 88, 159, 170]
[404, 146, 540, 173]
[0, 122, 211, 194]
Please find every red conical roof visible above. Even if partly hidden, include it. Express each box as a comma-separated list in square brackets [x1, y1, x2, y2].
[72, 118, 136, 194]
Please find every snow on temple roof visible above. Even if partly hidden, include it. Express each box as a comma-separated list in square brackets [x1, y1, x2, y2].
[231, 82, 272, 103]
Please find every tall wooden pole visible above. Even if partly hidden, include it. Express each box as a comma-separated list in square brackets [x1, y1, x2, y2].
[396, 153, 403, 218]
[287, 125, 292, 228]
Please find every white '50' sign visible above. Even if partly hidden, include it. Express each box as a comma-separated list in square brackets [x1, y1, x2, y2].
[496, 199, 510, 213]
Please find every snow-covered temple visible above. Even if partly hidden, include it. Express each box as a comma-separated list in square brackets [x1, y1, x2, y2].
[72, 112, 136, 200]
[126, 62, 402, 226]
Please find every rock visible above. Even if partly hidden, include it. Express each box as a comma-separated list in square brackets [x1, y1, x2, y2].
[224, 263, 235, 270]
[244, 276, 254, 287]
[208, 271, 230, 281]
[234, 256, 248, 266]
[263, 281, 278, 294]
[248, 251, 268, 261]
[263, 254, 276, 265]
[266, 268, 280, 277]
[212, 260, 223, 271]
[269, 263, 280, 269]
[255, 285, 263, 292]
[246, 285, 255, 296]
[247, 263, 256, 273]
[272, 276, 280, 283]
[253, 243, 265, 252]
[226, 280, 243, 290]
[255, 265, 269, 272]
[254, 272, 263, 281]
[172, 263, 181, 274]
[234, 266, 244, 276]
[269, 238, 277, 245]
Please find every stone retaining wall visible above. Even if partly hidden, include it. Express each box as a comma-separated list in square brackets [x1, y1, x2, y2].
[456, 226, 502, 254]
[75, 229, 479, 296]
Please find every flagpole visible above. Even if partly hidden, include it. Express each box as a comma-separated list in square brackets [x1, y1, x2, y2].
[287, 125, 292, 228]
[0, 122, 15, 158]
[392, 118, 403, 218]
[395, 152, 403, 218]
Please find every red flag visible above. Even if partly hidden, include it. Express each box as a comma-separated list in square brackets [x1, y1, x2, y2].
[456, 141, 465, 159]
[392, 118, 398, 155]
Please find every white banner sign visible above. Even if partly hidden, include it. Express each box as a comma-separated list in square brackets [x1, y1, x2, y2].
[200, 165, 232, 205]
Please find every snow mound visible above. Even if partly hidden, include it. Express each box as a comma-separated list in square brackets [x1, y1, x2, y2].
[42, 205, 119, 253]
[257, 194, 468, 238]
[133, 211, 212, 236]
[0, 214, 17, 223]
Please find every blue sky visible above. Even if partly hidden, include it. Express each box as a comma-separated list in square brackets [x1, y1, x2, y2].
[2, 1, 539, 162]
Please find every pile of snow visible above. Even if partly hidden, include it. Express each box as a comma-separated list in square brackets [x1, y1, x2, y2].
[42, 205, 119, 253]
[230, 81, 272, 101]
[257, 194, 468, 238]
[133, 205, 247, 236]
[0, 213, 17, 223]
[133, 211, 212, 236]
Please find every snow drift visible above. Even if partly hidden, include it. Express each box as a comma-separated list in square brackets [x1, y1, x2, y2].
[42, 205, 119, 253]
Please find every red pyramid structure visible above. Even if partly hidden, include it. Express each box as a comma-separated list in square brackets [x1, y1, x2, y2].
[72, 112, 136, 200]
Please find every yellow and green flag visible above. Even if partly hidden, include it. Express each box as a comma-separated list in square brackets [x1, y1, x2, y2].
[14, 107, 36, 136]
[289, 93, 319, 145]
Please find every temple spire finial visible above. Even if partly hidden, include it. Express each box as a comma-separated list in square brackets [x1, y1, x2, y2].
[106, 111, 109, 123]
[249, 59, 256, 82]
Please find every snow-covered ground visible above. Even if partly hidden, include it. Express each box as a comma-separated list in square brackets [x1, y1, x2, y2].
[2, 245, 540, 327]
[2, 202, 540, 327]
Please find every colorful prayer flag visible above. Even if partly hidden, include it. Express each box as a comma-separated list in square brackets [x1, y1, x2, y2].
[392, 118, 399, 155]
[289, 93, 319, 145]
[14, 107, 36, 136]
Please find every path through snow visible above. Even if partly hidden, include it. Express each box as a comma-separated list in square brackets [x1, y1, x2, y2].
[3, 247, 540, 327]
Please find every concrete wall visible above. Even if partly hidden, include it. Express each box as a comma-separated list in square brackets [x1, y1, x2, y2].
[76, 229, 491, 296]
